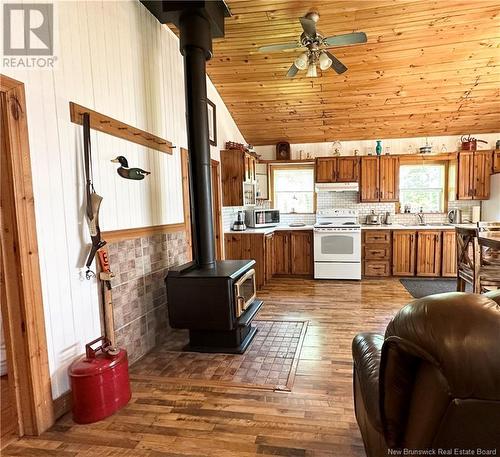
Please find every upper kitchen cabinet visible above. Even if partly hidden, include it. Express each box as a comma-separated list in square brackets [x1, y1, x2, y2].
[315, 157, 359, 183]
[360, 156, 399, 202]
[221, 149, 257, 206]
[493, 150, 500, 174]
[457, 150, 492, 200]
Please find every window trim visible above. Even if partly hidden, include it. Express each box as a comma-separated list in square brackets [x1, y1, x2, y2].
[398, 160, 450, 213]
[269, 163, 316, 214]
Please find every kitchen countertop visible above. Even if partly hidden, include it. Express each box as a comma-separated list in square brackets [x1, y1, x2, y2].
[225, 223, 476, 234]
[225, 224, 314, 235]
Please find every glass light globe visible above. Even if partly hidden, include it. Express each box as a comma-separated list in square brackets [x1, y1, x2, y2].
[306, 63, 317, 77]
[294, 52, 309, 70]
[319, 52, 332, 70]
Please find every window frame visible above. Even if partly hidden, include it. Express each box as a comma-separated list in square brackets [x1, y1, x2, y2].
[397, 159, 450, 214]
[270, 163, 316, 214]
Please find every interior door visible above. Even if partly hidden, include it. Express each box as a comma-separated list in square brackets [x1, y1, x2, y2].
[211, 160, 223, 260]
[336, 157, 359, 182]
[379, 156, 399, 201]
[360, 157, 380, 202]
[472, 151, 492, 199]
[316, 158, 336, 183]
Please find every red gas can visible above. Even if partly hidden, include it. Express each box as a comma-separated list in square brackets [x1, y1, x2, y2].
[69, 337, 131, 424]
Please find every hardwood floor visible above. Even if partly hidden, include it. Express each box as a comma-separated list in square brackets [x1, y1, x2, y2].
[2, 278, 411, 456]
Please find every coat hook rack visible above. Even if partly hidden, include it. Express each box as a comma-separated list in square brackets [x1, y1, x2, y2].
[69, 102, 175, 154]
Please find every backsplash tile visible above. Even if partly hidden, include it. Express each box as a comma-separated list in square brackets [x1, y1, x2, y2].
[223, 192, 479, 228]
[107, 230, 189, 364]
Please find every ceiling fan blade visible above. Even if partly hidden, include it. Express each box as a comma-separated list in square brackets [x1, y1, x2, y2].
[286, 63, 299, 78]
[323, 31, 367, 47]
[258, 42, 300, 53]
[325, 51, 348, 74]
[300, 17, 317, 37]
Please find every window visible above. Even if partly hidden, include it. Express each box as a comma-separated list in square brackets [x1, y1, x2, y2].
[272, 166, 314, 214]
[399, 164, 446, 213]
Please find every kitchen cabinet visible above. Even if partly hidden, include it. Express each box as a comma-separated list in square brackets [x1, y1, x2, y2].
[493, 150, 500, 173]
[416, 231, 442, 277]
[264, 233, 275, 281]
[457, 150, 492, 200]
[221, 149, 257, 206]
[441, 231, 457, 278]
[363, 230, 391, 277]
[274, 230, 313, 276]
[224, 233, 267, 289]
[392, 231, 416, 276]
[315, 157, 359, 183]
[360, 157, 379, 202]
[360, 156, 399, 202]
[290, 231, 313, 275]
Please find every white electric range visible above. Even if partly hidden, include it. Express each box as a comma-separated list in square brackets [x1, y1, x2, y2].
[313, 209, 361, 280]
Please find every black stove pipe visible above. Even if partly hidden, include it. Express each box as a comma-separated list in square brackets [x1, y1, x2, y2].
[179, 10, 215, 268]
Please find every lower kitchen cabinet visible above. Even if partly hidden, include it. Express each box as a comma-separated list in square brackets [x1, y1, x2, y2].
[416, 231, 442, 276]
[392, 231, 416, 276]
[274, 230, 313, 276]
[441, 231, 457, 277]
[363, 230, 391, 277]
[290, 231, 313, 275]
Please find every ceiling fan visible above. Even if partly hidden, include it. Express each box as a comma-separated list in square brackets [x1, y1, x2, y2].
[258, 11, 367, 78]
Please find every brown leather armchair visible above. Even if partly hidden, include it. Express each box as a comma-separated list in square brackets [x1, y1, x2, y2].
[352, 291, 500, 456]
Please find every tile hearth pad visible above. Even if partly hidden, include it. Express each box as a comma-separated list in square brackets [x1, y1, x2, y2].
[129, 320, 308, 391]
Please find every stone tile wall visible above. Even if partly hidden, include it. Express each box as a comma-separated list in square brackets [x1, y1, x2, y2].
[107, 231, 189, 363]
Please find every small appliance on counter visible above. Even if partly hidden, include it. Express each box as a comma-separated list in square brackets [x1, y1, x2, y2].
[232, 211, 247, 231]
[472, 206, 481, 223]
[447, 208, 462, 224]
[365, 210, 380, 225]
[245, 208, 280, 228]
[382, 212, 392, 225]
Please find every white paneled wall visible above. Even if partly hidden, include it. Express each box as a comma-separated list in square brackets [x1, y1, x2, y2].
[2, 1, 245, 397]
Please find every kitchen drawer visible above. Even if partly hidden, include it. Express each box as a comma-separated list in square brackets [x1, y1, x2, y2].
[364, 230, 391, 244]
[364, 261, 391, 277]
[364, 246, 391, 260]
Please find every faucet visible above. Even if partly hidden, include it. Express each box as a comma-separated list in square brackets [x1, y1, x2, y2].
[416, 207, 425, 225]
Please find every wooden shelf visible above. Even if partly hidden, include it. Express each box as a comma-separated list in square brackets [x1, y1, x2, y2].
[70, 102, 174, 154]
[258, 159, 315, 165]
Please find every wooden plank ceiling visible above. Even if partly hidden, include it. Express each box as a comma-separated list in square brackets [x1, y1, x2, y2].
[206, 0, 500, 145]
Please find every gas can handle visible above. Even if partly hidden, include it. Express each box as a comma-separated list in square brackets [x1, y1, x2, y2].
[85, 336, 111, 359]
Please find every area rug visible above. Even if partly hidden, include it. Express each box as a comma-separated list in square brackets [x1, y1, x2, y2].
[400, 278, 472, 298]
[129, 320, 308, 392]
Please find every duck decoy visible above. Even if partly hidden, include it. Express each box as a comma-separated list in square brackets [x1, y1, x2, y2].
[111, 156, 150, 180]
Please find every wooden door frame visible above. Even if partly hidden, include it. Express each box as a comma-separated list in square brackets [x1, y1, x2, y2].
[0, 74, 54, 435]
[211, 159, 224, 260]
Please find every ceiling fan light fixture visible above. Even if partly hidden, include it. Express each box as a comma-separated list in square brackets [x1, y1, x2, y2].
[306, 63, 317, 77]
[319, 52, 333, 70]
[294, 52, 309, 70]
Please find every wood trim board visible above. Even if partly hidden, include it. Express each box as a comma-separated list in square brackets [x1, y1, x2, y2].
[69, 102, 174, 154]
[102, 223, 186, 243]
[0, 74, 54, 435]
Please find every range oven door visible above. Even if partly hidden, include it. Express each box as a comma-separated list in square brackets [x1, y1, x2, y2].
[234, 268, 256, 318]
[314, 229, 361, 262]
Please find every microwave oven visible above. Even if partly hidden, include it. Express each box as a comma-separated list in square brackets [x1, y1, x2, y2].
[245, 209, 280, 228]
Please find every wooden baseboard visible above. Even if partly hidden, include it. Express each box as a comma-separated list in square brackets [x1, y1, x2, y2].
[52, 390, 72, 420]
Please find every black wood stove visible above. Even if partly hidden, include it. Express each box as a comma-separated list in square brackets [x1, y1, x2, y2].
[142, 0, 262, 353]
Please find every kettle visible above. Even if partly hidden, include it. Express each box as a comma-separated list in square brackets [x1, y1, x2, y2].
[383, 211, 392, 225]
[447, 209, 462, 224]
[365, 210, 380, 225]
[232, 210, 247, 231]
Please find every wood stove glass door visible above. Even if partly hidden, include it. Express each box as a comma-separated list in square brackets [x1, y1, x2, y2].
[234, 269, 256, 317]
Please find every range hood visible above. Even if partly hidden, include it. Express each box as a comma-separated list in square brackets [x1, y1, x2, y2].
[315, 182, 359, 192]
